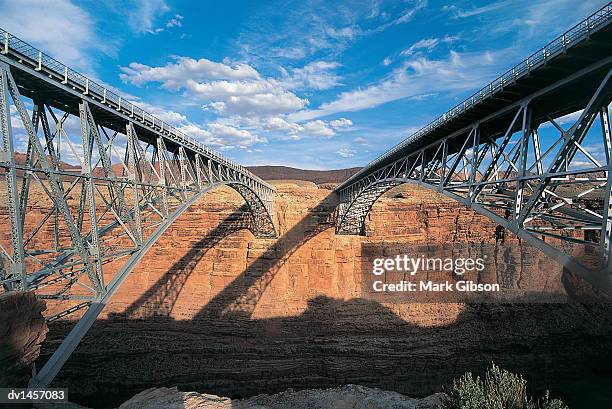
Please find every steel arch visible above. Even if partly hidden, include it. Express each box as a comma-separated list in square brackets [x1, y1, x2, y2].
[337, 5, 612, 296]
[0, 28, 277, 387]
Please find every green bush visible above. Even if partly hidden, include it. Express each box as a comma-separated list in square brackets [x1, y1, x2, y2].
[439, 363, 568, 409]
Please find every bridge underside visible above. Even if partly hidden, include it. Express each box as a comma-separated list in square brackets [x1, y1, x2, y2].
[338, 57, 612, 295]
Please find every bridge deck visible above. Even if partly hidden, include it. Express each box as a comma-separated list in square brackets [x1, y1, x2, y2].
[0, 28, 272, 191]
[341, 4, 612, 188]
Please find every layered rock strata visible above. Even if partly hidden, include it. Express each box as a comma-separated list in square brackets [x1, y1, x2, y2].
[34, 183, 612, 409]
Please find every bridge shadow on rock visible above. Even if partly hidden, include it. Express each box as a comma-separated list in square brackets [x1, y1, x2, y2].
[53, 297, 612, 409]
[117, 207, 255, 320]
[41, 191, 612, 409]
[194, 192, 340, 320]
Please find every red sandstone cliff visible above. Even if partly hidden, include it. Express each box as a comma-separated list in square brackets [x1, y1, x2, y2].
[31, 183, 612, 409]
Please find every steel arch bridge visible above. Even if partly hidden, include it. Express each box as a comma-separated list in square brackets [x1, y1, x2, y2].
[0, 29, 276, 387]
[337, 4, 612, 295]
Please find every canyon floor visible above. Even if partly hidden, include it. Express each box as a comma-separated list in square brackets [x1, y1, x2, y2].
[36, 182, 612, 408]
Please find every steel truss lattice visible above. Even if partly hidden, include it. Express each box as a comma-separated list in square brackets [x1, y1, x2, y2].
[0, 30, 276, 388]
[337, 4, 612, 296]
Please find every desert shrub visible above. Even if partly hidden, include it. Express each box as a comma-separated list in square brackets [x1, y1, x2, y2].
[439, 363, 568, 409]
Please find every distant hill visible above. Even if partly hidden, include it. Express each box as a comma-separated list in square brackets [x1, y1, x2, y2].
[246, 166, 362, 185]
[4, 152, 361, 185]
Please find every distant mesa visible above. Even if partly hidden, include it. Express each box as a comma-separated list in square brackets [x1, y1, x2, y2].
[246, 165, 362, 186]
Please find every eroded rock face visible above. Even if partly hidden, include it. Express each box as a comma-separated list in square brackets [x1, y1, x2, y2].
[118, 385, 444, 409]
[39, 184, 612, 408]
[0, 291, 48, 388]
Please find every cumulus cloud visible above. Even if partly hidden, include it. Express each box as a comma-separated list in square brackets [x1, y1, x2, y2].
[222, 115, 354, 140]
[0, 0, 108, 71]
[175, 121, 266, 149]
[301, 120, 335, 137]
[329, 118, 353, 129]
[205, 92, 308, 116]
[117, 40, 354, 149]
[207, 123, 267, 146]
[120, 56, 320, 116]
[120, 57, 260, 88]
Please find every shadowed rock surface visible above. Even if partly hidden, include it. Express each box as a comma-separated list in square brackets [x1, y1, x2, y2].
[0, 291, 48, 388]
[33, 183, 612, 409]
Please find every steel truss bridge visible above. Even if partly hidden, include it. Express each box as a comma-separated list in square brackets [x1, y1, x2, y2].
[337, 4, 612, 295]
[1, 1, 612, 392]
[0, 29, 276, 387]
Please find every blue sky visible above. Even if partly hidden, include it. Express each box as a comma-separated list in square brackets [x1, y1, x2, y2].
[1, 0, 609, 169]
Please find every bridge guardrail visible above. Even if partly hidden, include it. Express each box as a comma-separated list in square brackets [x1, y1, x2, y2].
[0, 28, 272, 191]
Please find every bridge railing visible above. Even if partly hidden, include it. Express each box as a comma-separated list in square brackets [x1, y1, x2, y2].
[0, 28, 272, 190]
[340, 1, 612, 189]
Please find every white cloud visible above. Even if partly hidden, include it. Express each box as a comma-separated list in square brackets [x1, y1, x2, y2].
[369, 0, 428, 32]
[383, 57, 393, 66]
[326, 26, 360, 40]
[185, 79, 277, 99]
[166, 14, 183, 28]
[289, 49, 504, 121]
[236, 0, 427, 65]
[208, 123, 267, 146]
[336, 148, 357, 158]
[0, 0, 107, 71]
[176, 121, 266, 149]
[120, 57, 260, 88]
[302, 120, 335, 137]
[120, 56, 314, 115]
[125, 0, 170, 34]
[220, 115, 353, 140]
[121, 56, 315, 116]
[400, 38, 440, 57]
[445, 0, 606, 43]
[280, 61, 342, 91]
[206, 92, 308, 116]
[177, 123, 212, 140]
[443, 1, 513, 19]
[399, 35, 458, 57]
[261, 117, 303, 134]
[330, 118, 353, 129]
[133, 101, 187, 125]
[146, 13, 185, 35]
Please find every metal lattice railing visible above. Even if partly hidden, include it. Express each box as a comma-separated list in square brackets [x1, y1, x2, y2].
[341, 1, 612, 188]
[0, 27, 272, 190]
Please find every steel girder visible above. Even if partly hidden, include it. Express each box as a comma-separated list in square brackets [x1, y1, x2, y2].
[0, 30, 276, 387]
[337, 60, 612, 295]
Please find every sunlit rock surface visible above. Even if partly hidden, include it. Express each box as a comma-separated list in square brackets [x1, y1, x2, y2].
[118, 385, 444, 409]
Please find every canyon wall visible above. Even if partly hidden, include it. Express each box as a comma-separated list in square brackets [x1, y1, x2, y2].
[0, 291, 48, 388]
[37, 183, 612, 408]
